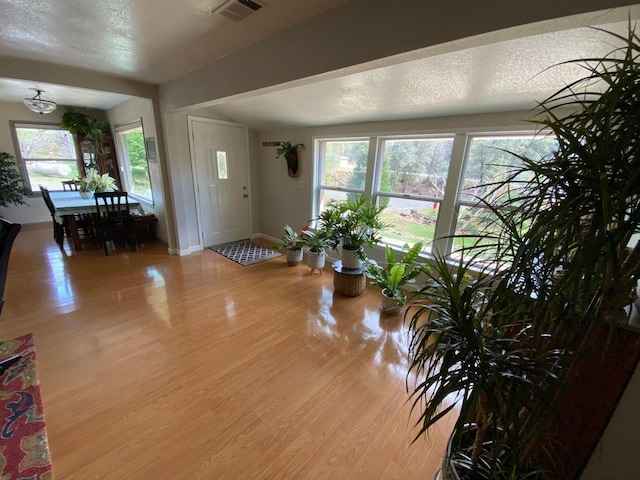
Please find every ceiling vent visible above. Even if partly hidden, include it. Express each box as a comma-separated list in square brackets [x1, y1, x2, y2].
[214, 0, 265, 21]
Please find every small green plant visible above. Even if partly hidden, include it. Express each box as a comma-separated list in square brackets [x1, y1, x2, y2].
[301, 228, 335, 254]
[275, 142, 304, 158]
[275, 224, 307, 250]
[74, 168, 118, 193]
[0, 152, 30, 207]
[365, 242, 431, 305]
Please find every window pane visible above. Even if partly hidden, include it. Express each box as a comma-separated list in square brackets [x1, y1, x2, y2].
[14, 125, 80, 191]
[320, 140, 368, 190]
[25, 160, 80, 190]
[378, 138, 454, 199]
[378, 196, 439, 251]
[460, 136, 557, 203]
[317, 189, 352, 214]
[118, 126, 153, 202]
[217, 151, 228, 179]
[453, 206, 498, 258]
[16, 127, 77, 160]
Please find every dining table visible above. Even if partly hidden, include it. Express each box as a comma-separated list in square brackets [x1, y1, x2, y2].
[49, 191, 142, 252]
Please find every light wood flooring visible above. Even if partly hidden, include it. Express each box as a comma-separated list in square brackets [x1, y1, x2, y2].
[2, 225, 454, 479]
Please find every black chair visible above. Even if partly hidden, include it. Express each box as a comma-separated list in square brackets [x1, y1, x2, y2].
[0, 219, 21, 315]
[94, 192, 138, 256]
[39, 185, 65, 246]
[61, 180, 78, 191]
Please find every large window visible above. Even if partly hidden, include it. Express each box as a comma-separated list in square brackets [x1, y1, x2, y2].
[375, 137, 454, 249]
[12, 123, 80, 191]
[316, 138, 369, 211]
[314, 131, 557, 256]
[453, 135, 558, 256]
[115, 121, 153, 203]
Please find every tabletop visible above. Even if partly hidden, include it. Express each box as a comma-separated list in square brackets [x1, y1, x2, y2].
[49, 191, 142, 221]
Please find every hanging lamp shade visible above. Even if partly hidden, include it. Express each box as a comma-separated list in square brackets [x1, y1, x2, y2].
[24, 89, 57, 115]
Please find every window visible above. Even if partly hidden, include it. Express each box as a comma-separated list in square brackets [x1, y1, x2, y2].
[115, 121, 153, 203]
[316, 139, 370, 212]
[314, 131, 558, 257]
[12, 123, 80, 191]
[453, 135, 558, 256]
[375, 137, 454, 250]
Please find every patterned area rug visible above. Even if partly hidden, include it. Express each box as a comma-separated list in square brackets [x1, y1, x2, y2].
[0, 333, 53, 479]
[209, 240, 282, 266]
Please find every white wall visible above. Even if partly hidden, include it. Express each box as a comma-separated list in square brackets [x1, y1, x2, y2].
[107, 97, 169, 243]
[581, 363, 640, 479]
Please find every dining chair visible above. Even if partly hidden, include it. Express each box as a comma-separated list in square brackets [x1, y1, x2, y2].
[94, 192, 138, 256]
[39, 185, 65, 247]
[0, 219, 21, 315]
[61, 180, 78, 191]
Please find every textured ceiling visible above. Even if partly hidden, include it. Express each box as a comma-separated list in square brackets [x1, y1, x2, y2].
[0, 0, 348, 83]
[0, 1, 639, 127]
[209, 20, 637, 129]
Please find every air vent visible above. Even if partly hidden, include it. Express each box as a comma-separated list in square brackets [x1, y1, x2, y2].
[214, 0, 264, 21]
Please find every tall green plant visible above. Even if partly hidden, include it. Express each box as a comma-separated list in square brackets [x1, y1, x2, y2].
[407, 255, 562, 478]
[0, 152, 30, 207]
[407, 25, 640, 479]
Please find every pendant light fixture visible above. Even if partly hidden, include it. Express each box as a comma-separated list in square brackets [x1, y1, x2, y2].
[24, 89, 57, 115]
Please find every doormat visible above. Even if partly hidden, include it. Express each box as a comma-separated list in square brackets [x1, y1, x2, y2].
[209, 240, 282, 266]
[0, 333, 54, 479]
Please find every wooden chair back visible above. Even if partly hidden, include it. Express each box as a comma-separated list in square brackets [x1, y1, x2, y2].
[94, 192, 137, 255]
[62, 180, 78, 191]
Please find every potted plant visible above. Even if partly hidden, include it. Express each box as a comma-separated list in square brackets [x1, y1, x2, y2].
[275, 141, 304, 177]
[315, 195, 387, 269]
[365, 242, 430, 314]
[406, 26, 640, 479]
[0, 152, 30, 207]
[275, 224, 306, 266]
[301, 228, 335, 273]
[73, 168, 118, 198]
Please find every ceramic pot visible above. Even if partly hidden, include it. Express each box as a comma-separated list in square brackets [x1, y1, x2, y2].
[381, 288, 402, 315]
[307, 250, 326, 271]
[286, 248, 303, 266]
[79, 191, 92, 199]
[341, 247, 362, 269]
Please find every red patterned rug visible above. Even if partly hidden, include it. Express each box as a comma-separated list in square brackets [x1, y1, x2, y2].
[0, 333, 53, 479]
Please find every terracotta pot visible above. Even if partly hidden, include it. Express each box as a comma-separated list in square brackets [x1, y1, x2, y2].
[341, 247, 362, 269]
[286, 248, 303, 266]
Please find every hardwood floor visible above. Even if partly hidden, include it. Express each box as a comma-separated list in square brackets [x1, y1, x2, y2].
[2, 225, 454, 479]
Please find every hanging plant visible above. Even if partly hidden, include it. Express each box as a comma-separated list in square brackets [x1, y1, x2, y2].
[275, 141, 304, 177]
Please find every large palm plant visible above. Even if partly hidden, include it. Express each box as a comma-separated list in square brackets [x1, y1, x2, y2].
[407, 25, 640, 479]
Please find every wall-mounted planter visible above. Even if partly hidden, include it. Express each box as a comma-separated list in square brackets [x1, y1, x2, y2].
[284, 152, 299, 177]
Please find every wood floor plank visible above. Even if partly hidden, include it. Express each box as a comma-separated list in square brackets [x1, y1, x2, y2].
[1, 225, 453, 479]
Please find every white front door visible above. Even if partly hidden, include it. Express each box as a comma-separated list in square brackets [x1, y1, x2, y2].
[189, 118, 251, 247]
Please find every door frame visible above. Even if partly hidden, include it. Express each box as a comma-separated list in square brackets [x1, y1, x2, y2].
[187, 116, 252, 249]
